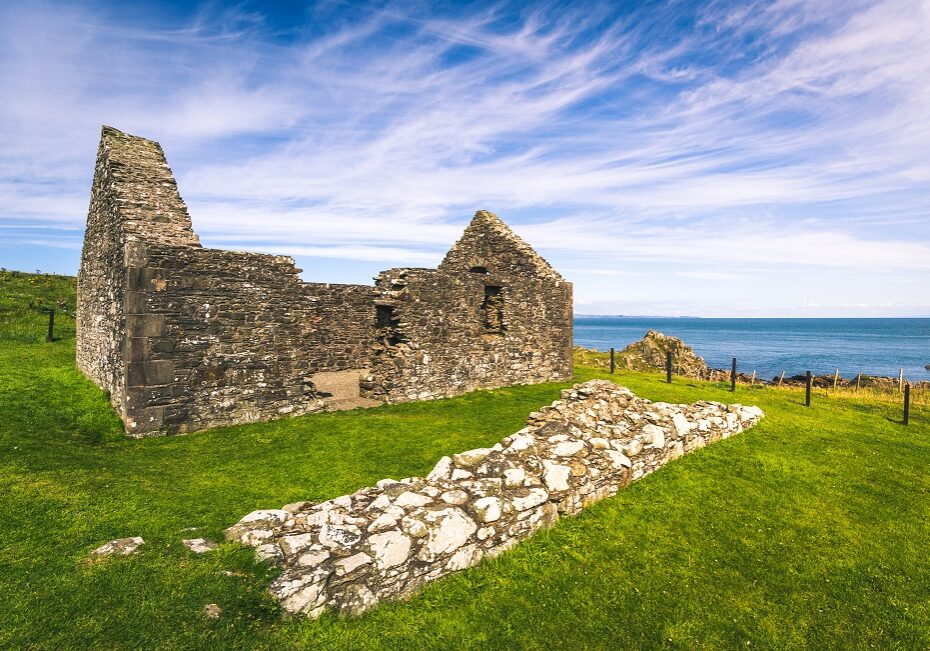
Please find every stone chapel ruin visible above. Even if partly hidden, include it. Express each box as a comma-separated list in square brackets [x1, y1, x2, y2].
[77, 126, 573, 436]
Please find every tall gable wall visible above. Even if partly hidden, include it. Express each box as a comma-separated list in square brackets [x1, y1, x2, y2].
[77, 126, 200, 413]
[361, 212, 573, 403]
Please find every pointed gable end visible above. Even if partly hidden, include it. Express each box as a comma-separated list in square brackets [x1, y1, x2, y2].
[438, 210, 564, 282]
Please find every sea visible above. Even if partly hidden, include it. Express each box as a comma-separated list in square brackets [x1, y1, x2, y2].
[574, 317, 930, 382]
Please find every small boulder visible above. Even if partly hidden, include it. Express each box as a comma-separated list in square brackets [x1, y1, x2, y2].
[90, 536, 144, 558]
[182, 538, 218, 554]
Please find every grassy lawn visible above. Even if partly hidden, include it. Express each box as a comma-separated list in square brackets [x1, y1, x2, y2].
[2, 273, 930, 649]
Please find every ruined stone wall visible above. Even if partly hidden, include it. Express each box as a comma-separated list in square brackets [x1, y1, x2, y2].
[361, 212, 573, 403]
[78, 127, 377, 435]
[77, 126, 200, 413]
[79, 128, 574, 435]
[122, 242, 376, 435]
[226, 379, 764, 618]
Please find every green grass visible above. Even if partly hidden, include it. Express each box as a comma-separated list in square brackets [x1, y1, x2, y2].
[0, 268, 77, 343]
[2, 273, 930, 649]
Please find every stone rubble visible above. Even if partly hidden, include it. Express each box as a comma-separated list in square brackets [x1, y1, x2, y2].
[226, 379, 763, 619]
[182, 538, 219, 553]
[90, 537, 145, 558]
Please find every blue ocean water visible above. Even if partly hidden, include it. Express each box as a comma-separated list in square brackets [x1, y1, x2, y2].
[574, 317, 930, 382]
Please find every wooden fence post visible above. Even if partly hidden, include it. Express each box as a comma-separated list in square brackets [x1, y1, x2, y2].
[46, 308, 55, 342]
[778, 371, 785, 386]
[904, 383, 910, 425]
[609, 348, 615, 374]
[750, 370, 756, 386]
[666, 351, 672, 384]
[833, 369, 839, 390]
[899, 369, 904, 392]
[731, 358, 737, 392]
[855, 374, 861, 392]
[805, 371, 812, 407]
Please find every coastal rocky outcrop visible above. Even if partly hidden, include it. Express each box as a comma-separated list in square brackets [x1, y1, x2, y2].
[575, 330, 713, 378]
[615, 330, 710, 376]
[225, 379, 763, 618]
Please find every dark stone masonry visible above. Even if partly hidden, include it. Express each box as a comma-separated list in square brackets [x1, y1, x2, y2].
[77, 126, 573, 436]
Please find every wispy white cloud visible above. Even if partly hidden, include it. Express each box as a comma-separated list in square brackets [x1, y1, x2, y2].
[0, 0, 928, 315]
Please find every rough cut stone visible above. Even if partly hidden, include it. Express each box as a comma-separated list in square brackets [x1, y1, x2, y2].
[542, 462, 572, 492]
[643, 424, 665, 448]
[503, 468, 527, 487]
[368, 531, 412, 569]
[334, 552, 372, 576]
[672, 413, 691, 437]
[427, 456, 453, 481]
[226, 380, 763, 619]
[454, 448, 494, 467]
[552, 440, 585, 457]
[418, 508, 477, 561]
[473, 497, 503, 523]
[511, 488, 550, 511]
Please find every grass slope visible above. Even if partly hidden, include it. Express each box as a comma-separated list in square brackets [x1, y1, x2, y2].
[1, 273, 929, 649]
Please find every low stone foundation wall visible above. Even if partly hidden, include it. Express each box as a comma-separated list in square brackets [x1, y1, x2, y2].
[225, 380, 763, 618]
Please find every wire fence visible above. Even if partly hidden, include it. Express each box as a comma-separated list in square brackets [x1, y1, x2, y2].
[574, 346, 930, 415]
[0, 269, 77, 343]
[0, 306, 76, 343]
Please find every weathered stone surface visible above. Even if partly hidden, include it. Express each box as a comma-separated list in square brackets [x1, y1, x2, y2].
[182, 538, 218, 554]
[77, 128, 572, 437]
[418, 508, 477, 561]
[91, 536, 145, 558]
[427, 456, 453, 482]
[368, 531, 412, 569]
[473, 497, 503, 523]
[334, 552, 372, 576]
[226, 379, 763, 619]
[542, 462, 572, 492]
[453, 448, 494, 467]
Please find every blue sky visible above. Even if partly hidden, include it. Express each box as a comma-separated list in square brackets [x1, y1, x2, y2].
[1, 0, 929, 316]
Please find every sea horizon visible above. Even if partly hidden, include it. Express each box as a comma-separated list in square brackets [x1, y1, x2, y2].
[574, 316, 930, 382]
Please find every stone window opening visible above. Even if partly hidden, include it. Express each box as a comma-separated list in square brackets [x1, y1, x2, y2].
[376, 305, 402, 346]
[482, 285, 504, 334]
[469, 265, 489, 274]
